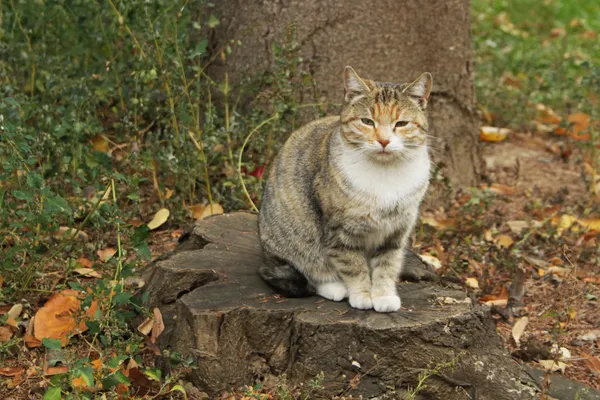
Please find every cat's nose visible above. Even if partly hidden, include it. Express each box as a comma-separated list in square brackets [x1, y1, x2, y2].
[377, 139, 390, 148]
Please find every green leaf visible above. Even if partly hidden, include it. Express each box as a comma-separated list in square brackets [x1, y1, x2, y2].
[101, 371, 130, 389]
[42, 338, 63, 350]
[45, 195, 72, 215]
[73, 366, 94, 388]
[112, 291, 132, 305]
[131, 225, 150, 245]
[207, 15, 220, 28]
[144, 368, 162, 382]
[190, 39, 208, 59]
[170, 384, 188, 400]
[42, 387, 61, 400]
[86, 321, 101, 334]
[134, 242, 151, 260]
[12, 189, 34, 201]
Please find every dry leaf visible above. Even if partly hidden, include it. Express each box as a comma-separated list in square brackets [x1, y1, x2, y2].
[7, 304, 23, 328]
[480, 126, 510, 142]
[538, 360, 567, 374]
[546, 266, 571, 277]
[199, 203, 224, 220]
[0, 367, 25, 377]
[494, 234, 514, 249]
[54, 227, 89, 241]
[91, 359, 103, 372]
[164, 188, 174, 200]
[578, 218, 600, 232]
[137, 317, 153, 336]
[77, 257, 93, 268]
[0, 326, 13, 342]
[151, 308, 165, 343]
[419, 254, 442, 270]
[72, 376, 89, 390]
[33, 289, 98, 346]
[487, 183, 518, 196]
[465, 277, 480, 289]
[582, 352, 600, 375]
[421, 215, 455, 230]
[550, 27, 566, 38]
[566, 112, 590, 140]
[481, 286, 509, 306]
[45, 366, 69, 376]
[97, 248, 117, 263]
[512, 316, 529, 347]
[507, 221, 528, 235]
[0, 274, 3, 288]
[536, 103, 562, 125]
[73, 268, 102, 279]
[90, 135, 109, 153]
[147, 208, 170, 230]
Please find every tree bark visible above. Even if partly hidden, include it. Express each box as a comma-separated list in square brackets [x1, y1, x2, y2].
[207, 0, 482, 187]
[144, 213, 542, 399]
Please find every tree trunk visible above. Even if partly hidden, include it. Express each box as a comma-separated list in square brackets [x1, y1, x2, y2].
[144, 213, 541, 399]
[208, 0, 481, 187]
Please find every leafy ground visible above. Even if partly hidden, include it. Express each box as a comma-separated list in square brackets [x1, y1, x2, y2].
[1, 0, 599, 398]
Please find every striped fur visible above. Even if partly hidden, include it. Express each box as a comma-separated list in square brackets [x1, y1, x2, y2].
[258, 67, 432, 312]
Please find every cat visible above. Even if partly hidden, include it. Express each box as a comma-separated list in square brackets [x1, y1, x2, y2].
[258, 66, 432, 312]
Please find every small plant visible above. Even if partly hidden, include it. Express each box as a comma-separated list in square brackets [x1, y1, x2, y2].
[404, 352, 465, 399]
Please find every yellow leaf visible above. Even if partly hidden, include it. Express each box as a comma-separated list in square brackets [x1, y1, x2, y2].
[164, 188, 174, 200]
[538, 360, 567, 374]
[196, 203, 224, 220]
[73, 268, 102, 279]
[465, 277, 480, 289]
[137, 317, 153, 336]
[480, 126, 510, 142]
[494, 234, 514, 249]
[578, 218, 600, 232]
[90, 135, 109, 153]
[147, 208, 170, 230]
[512, 316, 529, 347]
[547, 266, 571, 277]
[419, 254, 441, 270]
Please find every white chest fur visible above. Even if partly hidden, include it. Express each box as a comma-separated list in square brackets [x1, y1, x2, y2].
[337, 144, 431, 209]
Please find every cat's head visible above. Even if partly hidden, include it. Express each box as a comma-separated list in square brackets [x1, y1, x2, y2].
[340, 66, 432, 163]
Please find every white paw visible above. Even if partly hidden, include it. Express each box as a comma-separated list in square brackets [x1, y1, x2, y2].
[372, 295, 401, 312]
[349, 293, 373, 310]
[317, 282, 348, 302]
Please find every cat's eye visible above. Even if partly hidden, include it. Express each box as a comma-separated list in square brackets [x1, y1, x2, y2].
[360, 118, 375, 126]
[395, 121, 410, 128]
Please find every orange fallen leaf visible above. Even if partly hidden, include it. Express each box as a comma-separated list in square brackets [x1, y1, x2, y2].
[567, 112, 591, 141]
[581, 352, 600, 375]
[481, 286, 509, 305]
[0, 326, 13, 342]
[536, 103, 562, 125]
[0, 367, 25, 377]
[550, 27, 566, 38]
[150, 308, 164, 344]
[97, 248, 117, 263]
[480, 126, 510, 142]
[90, 135, 109, 153]
[72, 376, 89, 390]
[77, 257, 93, 268]
[494, 234, 514, 249]
[45, 366, 69, 376]
[421, 215, 455, 230]
[73, 268, 102, 279]
[91, 359, 103, 372]
[33, 289, 98, 346]
[487, 183, 517, 196]
[578, 218, 600, 232]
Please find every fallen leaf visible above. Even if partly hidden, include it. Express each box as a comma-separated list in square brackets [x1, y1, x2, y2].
[512, 316, 529, 347]
[44, 366, 69, 376]
[566, 112, 590, 141]
[465, 277, 480, 289]
[198, 203, 224, 220]
[480, 126, 510, 142]
[487, 183, 518, 196]
[97, 248, 117, 263]
[421, 215, 455, 230]
[507, 221, 528, 235]
[90, 135, 109, 153]
[164, 188, 174, 200]
[6, 303, 23, 328]
[582, 352, 600, 375]
[536, 103, 562, 125]
[0, 274, 3, 288]
[33, 289, 98, 346]
[147, 208, 170, 230]
[54, 227, 89, 241]
[550, 27, 566, 38]
[151, 308, 164, 344]
[419, 254, 442, 270]
[481, 286, 509, 306]
[0, 326, 13, 342]
[538, 360, 567, 373]
[137, 317, 153, 336]
[73, 268, 102, 279]
[494, 234, 514, 249]
[547, 266, 571, 277]
[76, 257, 93, 268]
[72, 376, 88, 390]
[0, 367, 25, 377]
[91, 359, 103, 372]
[578, 218, 600, 232]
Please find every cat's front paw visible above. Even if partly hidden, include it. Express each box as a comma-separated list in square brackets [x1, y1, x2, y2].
[317, 281, 348, 302]
[349, 292, 373, 310]
[372, 295, 401, 312]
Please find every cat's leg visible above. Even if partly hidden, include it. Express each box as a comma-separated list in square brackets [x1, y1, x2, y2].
[327, 246, 372, 309]
[316, 280, 348, 301]
[370, 243, 406, 312]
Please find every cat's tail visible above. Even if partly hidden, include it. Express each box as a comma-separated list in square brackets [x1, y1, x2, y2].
[259, 258, 315, 298]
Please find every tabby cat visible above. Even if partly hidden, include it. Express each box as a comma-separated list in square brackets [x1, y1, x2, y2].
[258, 66, 432, 312]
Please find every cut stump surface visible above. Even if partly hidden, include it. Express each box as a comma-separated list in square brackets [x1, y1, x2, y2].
[145, 212, 541, 399]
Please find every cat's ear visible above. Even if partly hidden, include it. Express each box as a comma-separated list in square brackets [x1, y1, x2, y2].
[343, 66, 371, 103]
[403, 72, 433, 109]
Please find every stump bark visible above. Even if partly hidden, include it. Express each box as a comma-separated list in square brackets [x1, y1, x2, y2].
[206, 0, 482, 187]
[144, 212, 539, 399]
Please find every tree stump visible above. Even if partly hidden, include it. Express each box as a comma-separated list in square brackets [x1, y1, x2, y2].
[144, 212, 539, 399]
